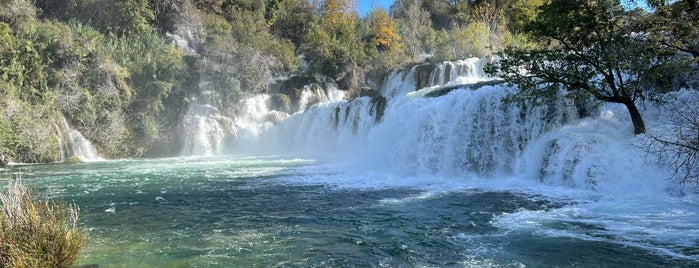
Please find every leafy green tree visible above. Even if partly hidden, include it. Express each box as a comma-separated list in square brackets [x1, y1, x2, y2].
[117, 0, 155, 36]
[507, 0, 544, 33]
[269, 0, 315, 48]
[645, 0, 699, 60]
[639, 0, 699, 189]
[435, 20, 492, 60]
[103, 30, 188, 155]
[418, 0, 456, 30]
[486, 0, 660, 135]
[301, 0, 370, 87]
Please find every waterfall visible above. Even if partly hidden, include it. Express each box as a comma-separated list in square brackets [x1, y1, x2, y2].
[360, 84, 577, 178]
[180, 90, 235, 156]
[232, 83, 348, 154]
[230, 57, 674, 193]
[428, 58, 491, 86]
[58, 116, 102, 162]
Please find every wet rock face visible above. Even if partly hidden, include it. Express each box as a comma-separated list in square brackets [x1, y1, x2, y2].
[270, 93, 292, 114]
[370, 95, 387, 123]
[273, 76, 315, 112]
[414, 63, 437, 90]
[265, 111, 289, 124]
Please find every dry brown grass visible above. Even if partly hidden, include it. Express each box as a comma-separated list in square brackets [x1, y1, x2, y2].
[0, 179, 87, 268]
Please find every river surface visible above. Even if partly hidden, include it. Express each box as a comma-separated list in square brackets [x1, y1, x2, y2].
[8, 156, 699, 267]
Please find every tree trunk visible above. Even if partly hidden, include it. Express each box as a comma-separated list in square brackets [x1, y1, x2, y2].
[623, 99, 646, 135]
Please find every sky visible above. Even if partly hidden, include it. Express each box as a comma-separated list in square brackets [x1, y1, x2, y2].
[357, 0, 394, 16]
[356, 0, 649, 17]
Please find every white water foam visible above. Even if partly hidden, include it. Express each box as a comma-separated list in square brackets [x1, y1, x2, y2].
[180, 90, 235, 156]
[231, 57, 680, 196]
[231, 83, 350, 155]
[226, 57, 698, 261]
[58, 115, 102, 162]
[494, 193, 699, 261]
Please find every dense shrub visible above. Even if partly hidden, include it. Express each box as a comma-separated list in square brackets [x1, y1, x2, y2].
[0, 179, 86, 267]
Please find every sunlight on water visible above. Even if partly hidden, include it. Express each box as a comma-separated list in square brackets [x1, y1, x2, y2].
[4, 156, 698, 267]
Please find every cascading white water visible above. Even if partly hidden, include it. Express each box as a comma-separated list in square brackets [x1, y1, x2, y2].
[245, 97, 381, 156]
[360, 84, 577, 177]
[380, 58, 491, 104]
[428, 58, 491, 86]
[180, 90, 234, 156]
[231, 57, 677, 193]
[231, 83, 348, 154]
[58, 116, 102, 162]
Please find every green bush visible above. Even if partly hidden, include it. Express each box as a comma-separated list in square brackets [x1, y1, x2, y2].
[434, 21, 492, 61]
[0, 179, 86, 267]
[271, 93, 292, 113]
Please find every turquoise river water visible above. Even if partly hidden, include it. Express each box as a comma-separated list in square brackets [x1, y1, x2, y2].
[5, 156, 699, 267]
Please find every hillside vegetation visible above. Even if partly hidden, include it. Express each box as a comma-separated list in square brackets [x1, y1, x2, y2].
[0, 0, 696, 172]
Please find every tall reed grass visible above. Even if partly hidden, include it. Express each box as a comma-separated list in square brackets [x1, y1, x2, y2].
[0, 179, 86, 267]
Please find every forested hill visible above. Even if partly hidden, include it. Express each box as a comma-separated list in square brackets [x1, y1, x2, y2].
[0, 0, 697, 165]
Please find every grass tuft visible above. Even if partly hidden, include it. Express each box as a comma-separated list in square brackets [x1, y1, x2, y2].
[0, 179, 87, 268]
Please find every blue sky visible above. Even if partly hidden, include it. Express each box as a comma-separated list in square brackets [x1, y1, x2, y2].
[355, 0, 648, 16]
[357, 0, 394, 16]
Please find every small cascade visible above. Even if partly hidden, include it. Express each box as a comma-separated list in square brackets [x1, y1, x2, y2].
[58, 116, 102, 162]
[428, 58, 490, 87]
[244, 96, 384, 156]
[381, 66, 418, 102]
[232, 83, 348, 154]
[234, 94, 275, 138]
[180, 90, 235, 156]
[235, 57, 507, 157]
[380, 58, 492, 105]
[297, 84, 346, 111]
[360, 85, 577, 177]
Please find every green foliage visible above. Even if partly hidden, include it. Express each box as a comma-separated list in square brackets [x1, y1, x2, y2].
[204, 14, 232, 42]
[415, 0, 453, 30]
[645, 0, 699, 60]
[0, 179, 87, 267]
[486, 0, 661, 134]
[0, 0, 37, 33]
[508, 0, 545, 33]
[103, 30, 188, 155]
[117, 0, 155, 36]
[302, 0, 370, 85]
[34, 0, 119, 35]
[435, 21, 492, 61]
[269, 0, 315, 48]
[391, 0, 436, 61]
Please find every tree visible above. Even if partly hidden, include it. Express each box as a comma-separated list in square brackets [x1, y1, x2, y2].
[644, 92, 699, 190]
[269, 0, 315, 48]
[301, 0, 369, 85]
[118, 0, 156, 36]
[639, 0, 699, 189]
[391, 0, 436, 61]
[646, 0, 699, 60]
[368, 8, 402, 52]
[507, 0, 545, 33]
[485, 0, 659, 135]
[434, 21, 492, 60]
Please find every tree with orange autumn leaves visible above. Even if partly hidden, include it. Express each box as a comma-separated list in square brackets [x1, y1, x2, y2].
[368, 8, 402, 52]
